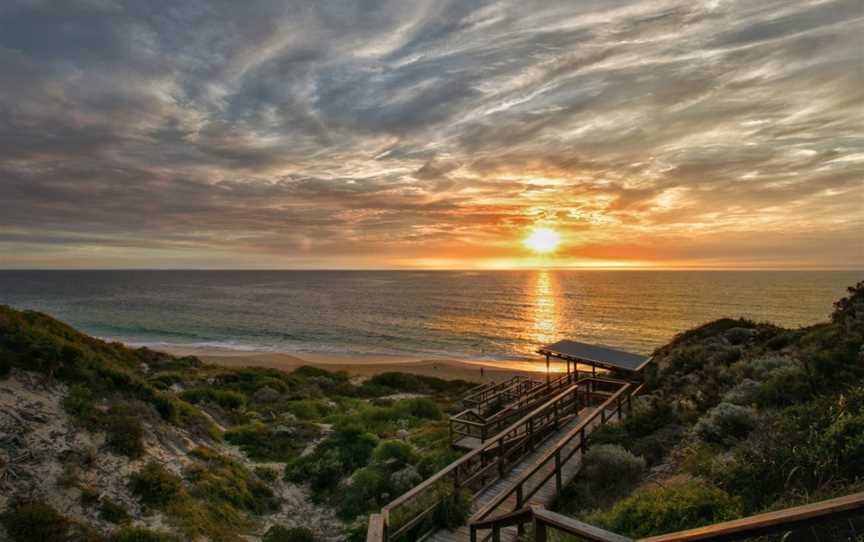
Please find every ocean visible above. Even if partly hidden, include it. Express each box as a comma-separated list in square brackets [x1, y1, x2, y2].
[0, 270, 859, 360]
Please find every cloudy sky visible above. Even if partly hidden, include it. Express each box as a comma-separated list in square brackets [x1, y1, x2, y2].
[1, 0, 862, 269]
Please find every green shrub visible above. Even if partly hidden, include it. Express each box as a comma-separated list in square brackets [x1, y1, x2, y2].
[722, 379, 760, 406]
[63, 384, 99, 422]
[98, 498, 130, 524]
[225, 422, 318, 462]
[255, 466, 280, 482]
[80, 486, 100, 508]
[103, 405, 145, 458]
[180, 389, 246, 410]
[587, 423, 629, 448]
[286, 448, 346, 492]
[372, 440, 418, 468]
[694, 402, 757, 445]
[263, 525, 317, 542]
[292, 366, 349, 383]
[396, 398, 441, 420]
[623, 395, 678, 438]
[587, 480, 742, 537]
[185, 447, 280, 515]
[0, 355, 11, 379]
[629, 424, 684, 466]
[340, 466, 386, 519]
[583, 444, 645, 496]
[129, 462, 183, 508]
[111, 526, 179, 542]
[434, 489, 471, 530]
[755, 365, 813, 408]
[0, 500, 73, 542]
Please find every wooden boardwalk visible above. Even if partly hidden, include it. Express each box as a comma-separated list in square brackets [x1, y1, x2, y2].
[428, 406, 609, 542]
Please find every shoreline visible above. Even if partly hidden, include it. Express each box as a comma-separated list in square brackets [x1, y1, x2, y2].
[157, 345, 562, 383]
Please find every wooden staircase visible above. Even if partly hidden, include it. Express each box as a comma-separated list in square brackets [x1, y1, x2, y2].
[367, 377, 640, 542]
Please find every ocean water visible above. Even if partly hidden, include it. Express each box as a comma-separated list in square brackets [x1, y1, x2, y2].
[0, 270, 859, 360]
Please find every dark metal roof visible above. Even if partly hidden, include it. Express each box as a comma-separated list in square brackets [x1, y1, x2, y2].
[538, 340, 651, 372]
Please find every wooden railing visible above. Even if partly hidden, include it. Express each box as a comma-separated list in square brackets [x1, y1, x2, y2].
[467, 492, 864, 542]
[463, 376, 540, 413]
[470, 381, 641, 540]
[369, 377, 615, 542]
[450, 373, 579, 446]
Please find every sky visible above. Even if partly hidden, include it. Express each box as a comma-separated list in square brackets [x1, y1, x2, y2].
[0, 0, 862, 270]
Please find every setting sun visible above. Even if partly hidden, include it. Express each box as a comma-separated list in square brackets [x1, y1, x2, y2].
[523, 228, 561, 253]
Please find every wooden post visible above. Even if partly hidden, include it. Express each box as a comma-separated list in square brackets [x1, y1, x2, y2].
[493, 525, 501, 542]
[534, 517, 547, 542]
[554, 401, 560, 429]
[555, 452, 562, 492]
[517, 484, 524, 508]
[545, 354, 550, 385]
[528, 417, 535, 451]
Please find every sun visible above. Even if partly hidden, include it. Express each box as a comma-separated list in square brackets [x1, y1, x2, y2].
[523, 228, 561, 253]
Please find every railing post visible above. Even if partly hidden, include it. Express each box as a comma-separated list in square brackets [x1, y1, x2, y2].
[554, 401, 560, 429]
[528, 417, 535, 451]
[470, 525, 477, 542]
[534, 517, 547, 542]
[492, 524, 501, 542]
[617, 397, 623, 420]
[517, 484, 523, 508]
[555, 451, 562, 493]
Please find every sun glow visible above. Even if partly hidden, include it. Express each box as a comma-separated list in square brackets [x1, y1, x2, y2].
[523, 228, 561, 254]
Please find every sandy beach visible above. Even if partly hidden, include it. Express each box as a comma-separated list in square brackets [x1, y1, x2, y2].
[159, 346, 563, 384]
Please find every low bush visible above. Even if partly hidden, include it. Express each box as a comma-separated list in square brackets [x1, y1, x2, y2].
[0, 500, 74, 542]
[694, 402, 757, 445]
[755, 365, 813, 408]
[630, 424, 684, 466]
[111, 526, 179, 542]
[434, 489, 471, 530]
[372, 440, 418, 468]
[583, 444, 645, 496]
[98, 498, 130, 524]
[186, 447, 280, 515]
[395, 398, 442, 420]
[180, 388, 246, 410]
[263, 525, 316, 542]
[587, 480, 743, 537]
[339, 466, 386, 519]
[721, 379, 760, 406]
[623, 396, 678, 438]
[129, 462, 183, 508]
[103, 405, 145, 458]
[255, 466, 280, 482]
[225, 422, 318, 462]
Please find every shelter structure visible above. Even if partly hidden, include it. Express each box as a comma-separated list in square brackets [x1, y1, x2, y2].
[537, 339, 652, 382]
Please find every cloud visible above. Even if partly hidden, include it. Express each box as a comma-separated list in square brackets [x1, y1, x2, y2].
[0, 0, 861, 268]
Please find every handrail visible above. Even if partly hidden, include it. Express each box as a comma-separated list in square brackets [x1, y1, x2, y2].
[465, 492, 864, 542]
[386, 377, 582, 512]
[450, 373, 578, 445]
[639, 491, 864, 541]
[375, 376, 595, 541]
[471, 381, 636, 524]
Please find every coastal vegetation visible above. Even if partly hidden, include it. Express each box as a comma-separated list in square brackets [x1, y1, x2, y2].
[0, 304, 472, 541]
[558, 281, 864, 537]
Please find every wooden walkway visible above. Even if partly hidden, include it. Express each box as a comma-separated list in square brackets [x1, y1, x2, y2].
[428, 406, 609, 542]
